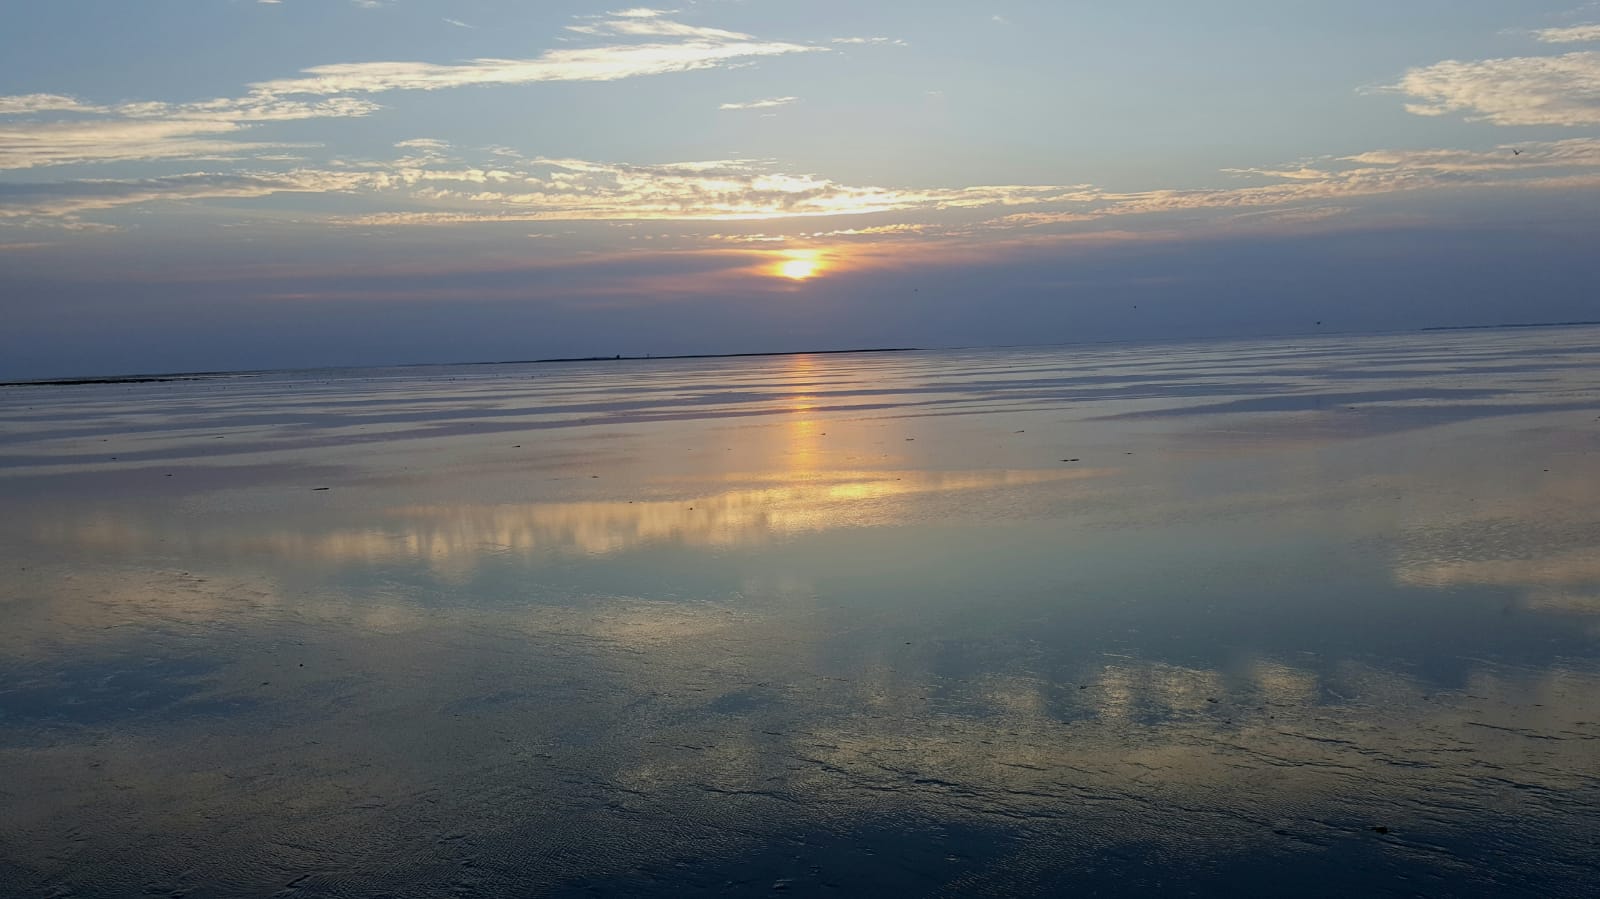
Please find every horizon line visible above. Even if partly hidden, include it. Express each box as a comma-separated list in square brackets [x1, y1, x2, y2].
[6, 319, 1600, 387]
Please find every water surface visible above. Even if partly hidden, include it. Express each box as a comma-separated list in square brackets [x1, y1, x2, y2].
[2, 330, 1599, 897]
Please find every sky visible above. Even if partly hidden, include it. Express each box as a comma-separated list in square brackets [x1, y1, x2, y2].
[3, 0, 1600, 378]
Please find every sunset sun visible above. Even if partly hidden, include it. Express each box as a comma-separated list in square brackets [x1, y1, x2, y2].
[774, 250, 822, 281]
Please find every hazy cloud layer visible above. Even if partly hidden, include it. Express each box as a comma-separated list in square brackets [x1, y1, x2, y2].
[9, 137, 1600, 233]
[356, 139, 1600, 228]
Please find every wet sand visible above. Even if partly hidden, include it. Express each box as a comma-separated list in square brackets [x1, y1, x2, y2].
[2, 329, 1598, 897]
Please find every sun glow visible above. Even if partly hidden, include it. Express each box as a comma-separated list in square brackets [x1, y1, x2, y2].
[774, 250, 822, 281]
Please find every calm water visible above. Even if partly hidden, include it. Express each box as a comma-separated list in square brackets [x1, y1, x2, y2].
[2, 330, 1598, 898]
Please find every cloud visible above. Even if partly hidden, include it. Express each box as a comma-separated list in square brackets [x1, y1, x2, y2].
[1338, 138, 1600, 170]
[0, 170, 389, 225]
[566, 11, 753, 42]
[831, 37, 907, 46]
[248, 12, 821, 98]
[0, 11, 821, 171]
[914, 138, 1600, 238]
[0, 119, 284, 170]
[335, 157, 1094, 225]
[1534, 24, 1600, 43]
[719, 96, 797, 110]
[13, 136, 1600, 235]
[443, 18, 475, 29]
[804, 223, 936, 238]
[1390, 51, 1600, 125]
[0, 94, 109, 115]
[392, 138, 453, 163]
[1227, 206, 1353, 226]
[0, 96, 378, 170]
[247, 42, 822, 97]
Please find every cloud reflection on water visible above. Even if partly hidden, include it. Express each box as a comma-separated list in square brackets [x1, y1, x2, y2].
[27, 468, 1106, 571]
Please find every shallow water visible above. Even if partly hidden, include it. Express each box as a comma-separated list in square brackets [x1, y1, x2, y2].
[2, 330, 1598, 898]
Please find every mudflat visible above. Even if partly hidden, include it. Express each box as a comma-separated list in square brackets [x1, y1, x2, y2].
[2, 328, 1598, 897]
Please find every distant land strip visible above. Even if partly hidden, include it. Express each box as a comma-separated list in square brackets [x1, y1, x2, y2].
[1420, 320, 1600, 332]
[495, 347, 921, 365]
[0, 347, 922, 388]
[0, 374, 224, 388]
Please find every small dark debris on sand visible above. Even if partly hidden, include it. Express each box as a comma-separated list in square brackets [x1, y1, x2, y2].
[1062, 458, 1080, 463]
[311, 487, 331, 491]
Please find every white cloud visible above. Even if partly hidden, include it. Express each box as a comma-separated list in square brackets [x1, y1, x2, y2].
[831, 37, 907, 46]
[245, 10, 819, 98]
[0, 97, 379, 170]
[0, 170, 389, 225]
[1, 11, 823, 171]
[248, 39, 822, 97]
[720, 96, 797, 110]
[0, 94, 109, 115]
[1534, 24, 1600, 43]
[566, 12, 752, 42]
[1391, 51, 1600, 126]
[443, 18, 475, 29]
[0, 119, 283, 170]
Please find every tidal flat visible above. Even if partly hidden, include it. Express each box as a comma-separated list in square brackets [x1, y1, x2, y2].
[2, 329, 1598, 897]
